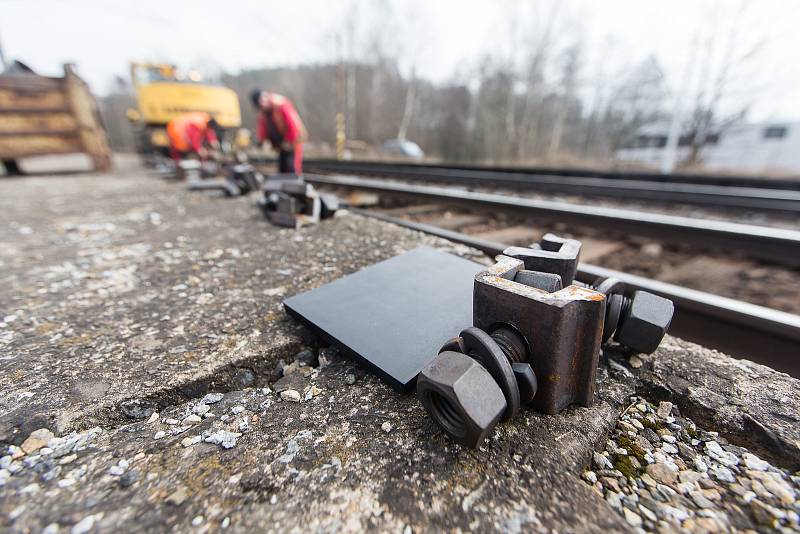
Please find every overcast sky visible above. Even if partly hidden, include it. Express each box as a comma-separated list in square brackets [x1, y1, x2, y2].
[2, 0, 799, 121]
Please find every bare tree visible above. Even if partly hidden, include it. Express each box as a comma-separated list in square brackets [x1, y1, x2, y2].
[681, 2, 764, 167]
[515, 1, 562, 160]
[548, 41, 582, 159]
[602, 56, 668, 155]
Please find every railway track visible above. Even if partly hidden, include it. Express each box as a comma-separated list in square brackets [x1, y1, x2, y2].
[306, 157, 800, 189]
[304, 159, 800, 213]
[305, 174, 800, 267]
[245, 164, 800, 374]
[349, 208, 800, 378]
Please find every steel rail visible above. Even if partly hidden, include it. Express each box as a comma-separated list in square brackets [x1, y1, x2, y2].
[305, 158, 800, 190]
[348, 207, 800, 378]
[306, 174, 800, 266]
[305, 160, 800, 213]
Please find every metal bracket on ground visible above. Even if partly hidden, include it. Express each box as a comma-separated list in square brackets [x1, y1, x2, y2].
[502, 233, 581, 286]
[259, 175, 338, 228]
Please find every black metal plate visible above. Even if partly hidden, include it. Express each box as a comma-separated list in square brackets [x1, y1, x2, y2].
[284, 247, 481, 391]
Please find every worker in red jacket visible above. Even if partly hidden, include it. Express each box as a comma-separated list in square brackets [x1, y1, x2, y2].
[166, 111, 220, 162]
[250, 90, 307, 175]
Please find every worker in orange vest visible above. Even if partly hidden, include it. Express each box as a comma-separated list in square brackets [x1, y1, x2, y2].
[166, 111, 221, 162]
[250, 90, 307, 175]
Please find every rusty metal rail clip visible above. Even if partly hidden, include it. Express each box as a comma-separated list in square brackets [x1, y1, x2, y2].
[417, 235, 674, 448]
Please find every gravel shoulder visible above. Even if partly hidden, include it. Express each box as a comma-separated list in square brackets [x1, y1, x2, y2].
[585, 394, 800, 532]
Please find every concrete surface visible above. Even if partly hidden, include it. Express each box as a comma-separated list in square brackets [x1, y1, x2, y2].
[0, 163, 798, 533]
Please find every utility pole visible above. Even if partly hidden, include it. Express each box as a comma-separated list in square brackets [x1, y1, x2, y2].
[335, 34, 346, 160]
[345, 13, 357, 141]
[397, 70, 415, 142]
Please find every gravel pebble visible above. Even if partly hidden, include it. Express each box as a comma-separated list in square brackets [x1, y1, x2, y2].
[661, 443, 678, 455]
[21, 429, 55, 454]
[203, 430, 242, 449]
[646, 463, 677, 486]
[193, 404, 210, 416]
[623, 508, 642, 527]
[656, 401, 673, 419]
[709, 465, 735, 483]
[71, 515, 98, 534]
[690, 490, 714, 508]
[181, 436, 201, 448]
[742, 453, 769, 471]
[606, 491, 622, 510]
[593, 452, 613, 470]
[182, 414, 202, 425]
[201, 393, 224, 404]
[119, 469, 138, 488]
[280, 390, 301, 402]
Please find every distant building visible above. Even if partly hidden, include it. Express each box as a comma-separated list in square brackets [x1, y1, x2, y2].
[615, 122, 800, 173]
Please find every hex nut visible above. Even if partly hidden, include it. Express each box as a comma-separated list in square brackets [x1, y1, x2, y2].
[615, 290, 674, 354]
[417, 351, 507, 448]
[319, 193, 340, 219]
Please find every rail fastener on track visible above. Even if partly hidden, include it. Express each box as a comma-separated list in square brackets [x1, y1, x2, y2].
[348, 207, 800, 379]
[307, 174, 800, 267]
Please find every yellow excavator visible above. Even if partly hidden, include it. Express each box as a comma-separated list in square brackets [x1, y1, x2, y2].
[126, 62, 242, 159]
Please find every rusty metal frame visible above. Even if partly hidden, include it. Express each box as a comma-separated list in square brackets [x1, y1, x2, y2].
[473, 256, 606, 414]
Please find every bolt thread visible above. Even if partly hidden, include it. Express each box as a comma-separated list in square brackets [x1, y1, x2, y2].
[426, 390, 466, 438]
[490, 325, 528, 364]
[617, 295, 631, 330]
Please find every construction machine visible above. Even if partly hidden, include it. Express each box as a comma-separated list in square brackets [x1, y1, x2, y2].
[127, 62, 242, 161]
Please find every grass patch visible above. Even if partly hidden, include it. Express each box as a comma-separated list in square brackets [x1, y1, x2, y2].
[618, 434, 647, 463]
[613, 454, 641, 478]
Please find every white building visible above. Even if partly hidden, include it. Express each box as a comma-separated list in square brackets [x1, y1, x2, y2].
[615, 122, 800, 174]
